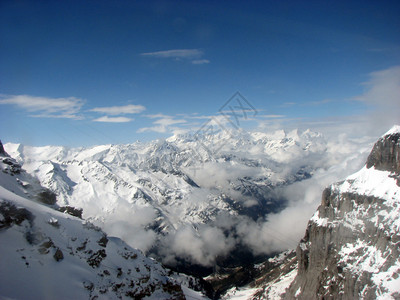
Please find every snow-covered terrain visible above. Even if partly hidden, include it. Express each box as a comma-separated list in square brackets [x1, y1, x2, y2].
[1, 125, 397, 299]
[3, 128, 373, 270]
[0, 152, 198, 299]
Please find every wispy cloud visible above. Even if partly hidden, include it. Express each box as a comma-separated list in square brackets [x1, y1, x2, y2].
[90, 104, 146, 123]
[355, 65, 400, 110]
[141, 49, 202, 59]
[140, 48, 210, 65]
[0, 94, 84, 119]
[259, 114, 285, 119]
[281, 102, 297, 107]
[280, 99, 332, 108]
[154, 117, 186, 127]
[90, 104, 145, 115]
[192, 59, 210, 65]
[305, 99, 332, 106]
[138, 114, 187, 133]
[93, 116, 133, 123]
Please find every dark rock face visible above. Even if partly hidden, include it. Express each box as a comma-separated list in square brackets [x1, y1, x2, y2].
[285, 127, 400, 299]
[285, 189, 394, 299]
[0, 201, 34, 229]
[53, 248, 64, 261]
[366, 132, 400, 173]
[36, 189, 57, 205]
[1, 157, 22, 174]
[0, 140, 8, 156]
[58, 206, 83, 219]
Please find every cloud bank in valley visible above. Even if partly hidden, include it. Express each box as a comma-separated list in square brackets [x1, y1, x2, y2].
[82, 127, 374, 268]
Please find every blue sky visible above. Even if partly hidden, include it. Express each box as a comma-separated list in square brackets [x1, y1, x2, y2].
[1, 0, 399, 146]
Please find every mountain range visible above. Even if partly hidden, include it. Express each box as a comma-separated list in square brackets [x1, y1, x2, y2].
[1, 126, 399, 299]
[3, 129, 335, 271]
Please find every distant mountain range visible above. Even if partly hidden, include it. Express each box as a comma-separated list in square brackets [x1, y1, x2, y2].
[2, 126, 399, 299]
[3, 129, 337, 272]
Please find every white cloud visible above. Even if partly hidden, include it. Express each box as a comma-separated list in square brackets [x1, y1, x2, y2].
[355, 65, 400, 110]
[103, 203, 157, 252]
[335, 65, 400, 136]
[137, 114, 187, 133]
[192, 59, 210, 65]
[93, 116, 133, 123]
[90, 104, 145, 115]
[0, 94, 84, 119]
[160, 224, 235, 266]
[137, 125, 167, 133]
[154, 117, 186, 126]
[140, 49, 203, 59]
[258, 114, 285, 119]
[146, 113, 170, 119]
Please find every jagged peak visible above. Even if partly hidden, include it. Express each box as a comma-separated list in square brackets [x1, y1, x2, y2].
[366, 125, 400, 173]
[383, 124, 400, 137]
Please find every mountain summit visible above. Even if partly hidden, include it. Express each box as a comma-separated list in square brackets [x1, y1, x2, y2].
[366, 125, 400, 174]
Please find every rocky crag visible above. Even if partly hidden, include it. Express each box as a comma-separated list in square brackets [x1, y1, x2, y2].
[285, 125, 400, 299]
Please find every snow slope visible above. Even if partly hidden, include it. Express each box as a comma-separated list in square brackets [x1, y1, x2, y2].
[0, 155, 196, 299]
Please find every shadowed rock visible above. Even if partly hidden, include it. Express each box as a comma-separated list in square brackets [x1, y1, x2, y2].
[366, 131, 400, 173]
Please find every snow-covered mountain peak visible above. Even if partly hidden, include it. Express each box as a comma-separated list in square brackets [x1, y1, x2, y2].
[366, 125, 400, 174]
[383, 124, 400, 136]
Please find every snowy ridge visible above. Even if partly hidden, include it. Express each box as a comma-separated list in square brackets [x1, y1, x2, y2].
[0, 154, 202, 299]
[0, 190, 186, 299]
[383, 124, 400, 136]
[336, 166, 399, 205]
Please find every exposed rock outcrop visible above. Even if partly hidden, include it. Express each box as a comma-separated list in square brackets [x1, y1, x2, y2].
[366, 125, 400, 174]
[285, 126, 400, 299]
[0, 140, 8, 156]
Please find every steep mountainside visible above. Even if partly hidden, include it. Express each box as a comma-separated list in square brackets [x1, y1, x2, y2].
[0, 147, 205, 300]
[284, 125, 400, 299]
[219, 125, 400, 300]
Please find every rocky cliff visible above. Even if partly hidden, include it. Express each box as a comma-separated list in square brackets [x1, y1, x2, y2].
[285, 125, 400, 299]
